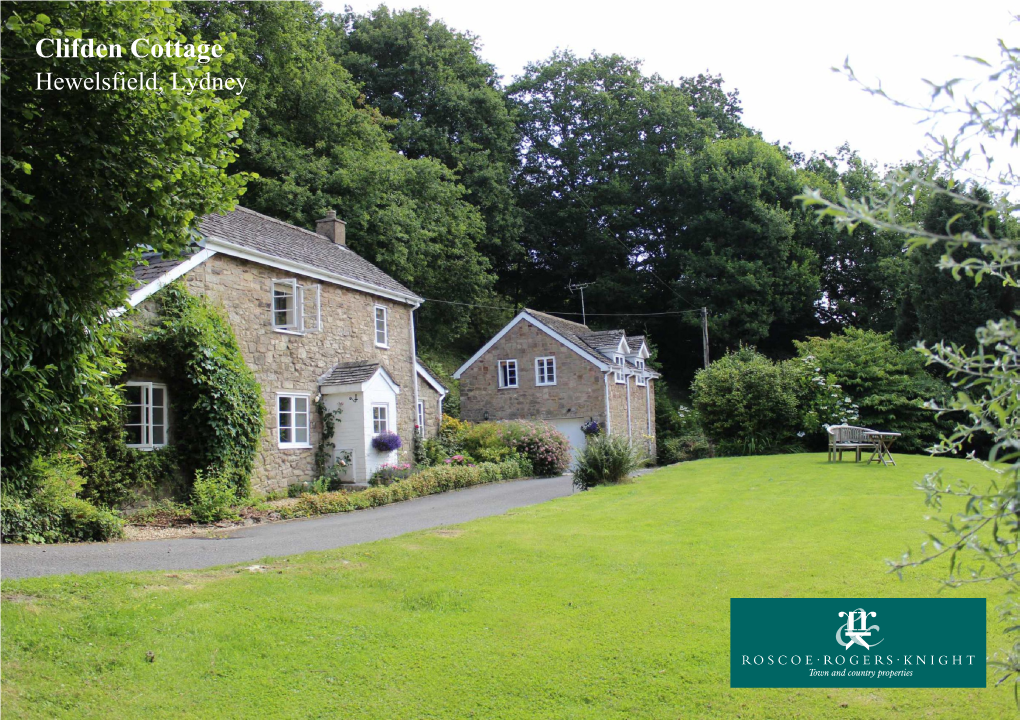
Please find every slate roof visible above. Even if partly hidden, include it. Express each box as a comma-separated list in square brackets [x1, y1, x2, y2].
[198, 206, 418, 300]
[318, 361, 394, 387]
[415, 360, 448, 394]
[521, 309, 657, 375]
[132, 246, 200, 287]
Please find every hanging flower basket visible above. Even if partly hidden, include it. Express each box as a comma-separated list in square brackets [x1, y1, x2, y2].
[372, 431, 403, 452]
[581, 419, 602, 436]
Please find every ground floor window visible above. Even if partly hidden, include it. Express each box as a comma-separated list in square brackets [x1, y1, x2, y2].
[125, 381, 168, 449]
[417, 400, 425, 431]
[278, 393, 310, 447]
[373, 403, 389, 434]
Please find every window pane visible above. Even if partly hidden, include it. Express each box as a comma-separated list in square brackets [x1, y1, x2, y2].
[295, 412, 308, 434]
[126, 405, 143, 425]
[279, 396, 292, 413]
[126, 386, 142, 404]
[295, 397, 308, 413]
[152, 426, 165, 445]
[125, 425, 143, 445]
[152, 387, 165, 408]
[279, 427, 292, 443]
[295, 426, 308, 444]
[152, 406, 164, 427]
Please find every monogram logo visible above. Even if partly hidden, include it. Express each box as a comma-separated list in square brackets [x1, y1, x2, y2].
[836, 608, 884, 650]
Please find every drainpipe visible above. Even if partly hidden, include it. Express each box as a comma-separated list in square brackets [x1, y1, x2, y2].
[410, 304, 421, 443]
[625, 372, 632, 441]
[603, 372, 612, 435]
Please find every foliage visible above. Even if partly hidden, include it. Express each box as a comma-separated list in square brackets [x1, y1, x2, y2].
[438, 414, 470, 450]
[572, 434, 643, 490]
[314, 397, 344, 479]
[336, 6, 524, 293]
[369, 463, 415, 487]
[495, 420, 571, 476]
[122, 499, 192, 528]
[691, 347, 802, 453]
[1, 454, 123, 543]
[443, 455, 471, 466]
[413, 427, 428, 465]
[794, 329, 949, 452]
[178, 1, 498, 346]
[800, 27, 1020, 694]
[372, 432, 403, 453]
[128, 283, 264, 497]
[461, 422, 515, 463]
[657, 434, 714, 465]
[281, 457, 530, 520]
[189, 469, 240, 525]
[77, 404, 183, 509]
[0, 1, 248, 483]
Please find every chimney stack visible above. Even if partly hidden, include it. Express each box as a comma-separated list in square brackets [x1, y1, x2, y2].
[315, 210, 346, 245]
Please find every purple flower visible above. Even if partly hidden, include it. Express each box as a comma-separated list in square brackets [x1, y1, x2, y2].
[372, 432, 402, 452]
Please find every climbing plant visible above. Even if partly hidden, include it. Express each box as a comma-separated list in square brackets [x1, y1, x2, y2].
[314, 396, 351, 489]
[122, 281, 264, 498]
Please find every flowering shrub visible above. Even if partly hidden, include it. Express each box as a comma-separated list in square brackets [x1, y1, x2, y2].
[369, 462, 414, 487]
[443, 455, 470, 466]
[581, 419, 602, 436]
[371, 431, 402, 453]
[496, 420, 571, 476]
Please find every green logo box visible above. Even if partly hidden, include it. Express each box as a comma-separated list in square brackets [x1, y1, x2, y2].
[730, 598, 986, 688]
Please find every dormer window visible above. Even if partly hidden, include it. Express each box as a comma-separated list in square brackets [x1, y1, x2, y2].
[636, 359, 645, 369]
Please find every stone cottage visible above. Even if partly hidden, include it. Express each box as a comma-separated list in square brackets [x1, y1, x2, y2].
[126, 206, 441, 491]
[453, 309, 658, 461]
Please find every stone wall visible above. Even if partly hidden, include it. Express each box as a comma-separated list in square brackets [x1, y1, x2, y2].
[459, 320, 607, 425]
[177, 253, 417, 492]
[418, 381, 443, 438]
[606, 378, 629, 439]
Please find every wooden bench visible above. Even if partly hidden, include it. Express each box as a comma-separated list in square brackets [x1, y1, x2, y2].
[827, 424, 879, 463]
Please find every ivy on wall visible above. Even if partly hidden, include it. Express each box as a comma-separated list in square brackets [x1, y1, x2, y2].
[120, 281, 265, 498]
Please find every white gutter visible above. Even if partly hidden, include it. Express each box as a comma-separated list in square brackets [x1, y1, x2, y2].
[410, 307, 421, 437]
[625, 374, 632, 440]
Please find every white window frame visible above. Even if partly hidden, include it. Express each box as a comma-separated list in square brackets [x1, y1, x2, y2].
[417, 400, 426, 431]
[125, 381, 168, 450]
[277, 393, 312, 449]
[498, 359, 518, 389]
[271, 279, 321, 335]
[613, 355, 626, 384]
[372, 403, 390, 435]
[535, 356, 557, 386]
[374, 305, 389, 348]
[635, 359, 645, 369]
[636, 374, 647, 387]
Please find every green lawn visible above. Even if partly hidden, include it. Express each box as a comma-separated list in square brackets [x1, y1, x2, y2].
[1, 454, 1011, 718]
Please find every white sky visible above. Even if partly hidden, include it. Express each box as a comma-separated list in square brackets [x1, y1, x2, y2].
[326, 0, 1017, 171]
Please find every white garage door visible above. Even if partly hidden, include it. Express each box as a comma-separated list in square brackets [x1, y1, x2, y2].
[550, 418, 587, 468]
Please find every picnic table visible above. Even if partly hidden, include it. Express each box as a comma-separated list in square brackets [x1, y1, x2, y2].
[864, 430, 900, 466]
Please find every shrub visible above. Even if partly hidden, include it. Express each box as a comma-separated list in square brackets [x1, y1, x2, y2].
[462, 422, 514, 463]
[413, 427, 428, 465]
[443, 455, 471, 466]
[369, 462, 414, 487]
[692, 346, 803, 454]
[438, 414, 469, 452]
[658, 434, 714, 465]
[124, 499, 192, 527]
[1, 454, 123, 543]
[794, 329, 952, 452]
[496, 420, 571, 476]
[371, 431, 403, 452]
[573, 434, 643, 490]
[190, 468, 240, 524]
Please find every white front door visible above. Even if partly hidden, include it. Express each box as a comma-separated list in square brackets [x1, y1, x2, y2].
[550, 418, 587, 468]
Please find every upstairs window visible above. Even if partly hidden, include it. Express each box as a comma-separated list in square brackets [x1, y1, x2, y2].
[535, 356, 556, 386]
[636, 374, 647, 387]
[375, 306, 389, 348]
[278, 393, 310, 448]
[498, 359, 518, 388]
[373, 404, 389, 434]
[125, 381, 168, 450]
[272, 279, 320, 333]
[636, 359, 645, 369]
[613, 355, 626, 384]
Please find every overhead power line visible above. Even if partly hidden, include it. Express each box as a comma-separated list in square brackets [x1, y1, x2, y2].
[420, 296, 703, 317]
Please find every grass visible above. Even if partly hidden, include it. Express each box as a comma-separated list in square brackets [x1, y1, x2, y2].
[1, 454, 1012, 718]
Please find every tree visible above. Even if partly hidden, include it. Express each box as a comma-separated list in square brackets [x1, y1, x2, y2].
[178, 1, 497, 346]
[656, 136, 821, 356]
[801, 25, 1020, 692]
[1, 1, 248, 486]
[335, 6, 524, 286]
[677, 72, 749, 140]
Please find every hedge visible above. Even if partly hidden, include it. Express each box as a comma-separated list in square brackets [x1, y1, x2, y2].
[279, 457, 531, 520]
